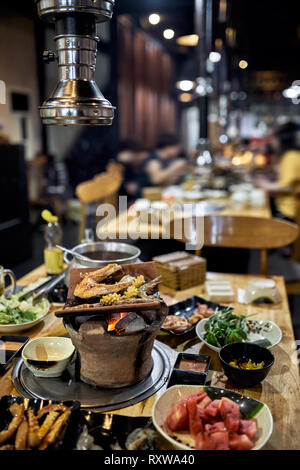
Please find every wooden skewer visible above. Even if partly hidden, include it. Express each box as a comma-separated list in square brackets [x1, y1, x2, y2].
[55, 300, 163, 317]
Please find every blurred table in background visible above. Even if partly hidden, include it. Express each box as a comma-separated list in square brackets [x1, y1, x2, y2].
[98, 194, 271, 240]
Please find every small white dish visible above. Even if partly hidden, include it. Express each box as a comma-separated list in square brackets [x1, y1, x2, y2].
[133, 198, 151, 211]
[244, 279, 281, 304]
[203, 189, 228, 198]
[183, 191, 205, 200]
[196, 318, 282, 352]
[151, 201, 169, 211]
[22, 337, 75, 378]
[152, 385, 273, 450]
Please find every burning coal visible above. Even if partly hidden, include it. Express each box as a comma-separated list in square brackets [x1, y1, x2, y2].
[106, 312, 147, 335]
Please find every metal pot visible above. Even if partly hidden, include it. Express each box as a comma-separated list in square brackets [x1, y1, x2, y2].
[64, 241, 141, 285]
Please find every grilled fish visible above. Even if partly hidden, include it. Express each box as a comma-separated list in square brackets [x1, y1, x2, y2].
[74, 264, 128, 299]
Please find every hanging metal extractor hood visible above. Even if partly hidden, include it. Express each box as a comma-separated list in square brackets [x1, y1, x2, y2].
[35, 0, 115, 126]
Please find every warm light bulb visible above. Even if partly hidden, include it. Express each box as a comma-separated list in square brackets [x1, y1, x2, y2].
[177, 80, 194, 92]
[148, 13, 160, 25]
[179, 93, 193, 103]
[239, 60, 248, 69]
[176, 34, 199, 47]
[209, 51, 222, 63]
[163, 29, 175, 40]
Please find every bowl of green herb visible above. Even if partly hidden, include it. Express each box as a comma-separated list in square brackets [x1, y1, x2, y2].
[196, 307, 280, 352]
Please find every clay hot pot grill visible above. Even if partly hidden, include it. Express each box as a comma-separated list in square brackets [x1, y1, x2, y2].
[56, 262, 168, 388]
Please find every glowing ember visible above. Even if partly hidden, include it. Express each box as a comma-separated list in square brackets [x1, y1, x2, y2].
[106, 312, 130, 332]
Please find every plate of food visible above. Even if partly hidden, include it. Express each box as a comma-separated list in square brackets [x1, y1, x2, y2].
[0, 395, 158, 451]
[0, 290, 50, 333]
[196, 307, 282, 352]
[152, 385, 273, 450]
[57, 262, 164, 318]
[0, 395, 88, 450]
[161, 296, 232, 336]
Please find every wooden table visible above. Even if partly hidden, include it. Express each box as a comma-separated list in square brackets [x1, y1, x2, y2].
[98, 196, 271, 240]
[1, 266, 299, 450]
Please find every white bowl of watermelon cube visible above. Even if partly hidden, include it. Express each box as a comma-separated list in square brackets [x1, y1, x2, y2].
[152, 385, 273, 450]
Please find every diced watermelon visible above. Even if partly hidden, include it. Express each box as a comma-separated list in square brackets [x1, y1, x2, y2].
[209, 431, 230, 450]
[219, 397, 241, 433]
[195, 433, 215, 450]
[166, 392, 207, 432]
[205, 399, 221, 417]
[229, 433, 254, 450]
[166, 401, 189, 431]
[204, 422, 227, 434]
[197, 405, 220, 424]
[196, 428, 230, 450]
[197, 395, 212, 409]
[187, 400, 203, 436]
[185, 392, 207, 403]
[239, 420, 257, 440]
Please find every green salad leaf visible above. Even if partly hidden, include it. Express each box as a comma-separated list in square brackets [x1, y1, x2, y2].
[203, 307, 249, 348]
[0, 292, 49, 325]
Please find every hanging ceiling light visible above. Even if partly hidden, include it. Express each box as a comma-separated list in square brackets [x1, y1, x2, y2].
[163, 29, 175, 40]
[239, 59, 248, 69]
[176, 34, 199, 47]
[176, 80, 194, 92]
[195, 77, 213, 96]
[35, 0, 115, 126]
[148, 13, 161, 25]
[209, 51, 222, 63]
[179, 93, 193, 103]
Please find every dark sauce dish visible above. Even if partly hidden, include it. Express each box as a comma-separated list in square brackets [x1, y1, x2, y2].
[174, 352, 211, 374]
[167, 353, 211, 388]
[0, 336, 29, 374]
[219, 342, 274, 388]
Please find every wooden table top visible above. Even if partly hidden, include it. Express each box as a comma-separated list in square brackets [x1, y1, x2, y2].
[98, 196, 271, 239]
[1, 265, 299, 450]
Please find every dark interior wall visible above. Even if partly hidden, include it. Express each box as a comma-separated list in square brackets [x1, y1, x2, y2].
[0, 13, 42, 159]
[118, 16, 178, 148]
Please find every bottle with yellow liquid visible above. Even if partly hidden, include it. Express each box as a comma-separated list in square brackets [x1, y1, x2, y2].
[42, 210, 64, 275]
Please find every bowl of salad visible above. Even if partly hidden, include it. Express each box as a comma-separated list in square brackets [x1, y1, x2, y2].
[0, 291, 50, 333]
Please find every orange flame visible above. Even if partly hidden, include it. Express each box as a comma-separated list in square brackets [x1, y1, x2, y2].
[106, 312, 129, 332]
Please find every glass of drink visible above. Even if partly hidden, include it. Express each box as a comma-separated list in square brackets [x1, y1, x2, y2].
[0, 266, 16, 296]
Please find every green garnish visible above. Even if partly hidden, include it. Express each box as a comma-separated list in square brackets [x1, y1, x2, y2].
[252, 297, 275, 304]
[0, 293, 48, 325]
[203, 307, 249, 348]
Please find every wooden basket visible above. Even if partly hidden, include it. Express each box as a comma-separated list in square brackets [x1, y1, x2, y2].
[153, 252, 206, 291]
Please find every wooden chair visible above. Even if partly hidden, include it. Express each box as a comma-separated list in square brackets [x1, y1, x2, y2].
[270, 186, 300, 293]
[170, 215, 299, 275]
[106, 161, 124, 177]
[76, 172, 123, 241]
[93, 171, 123, 210]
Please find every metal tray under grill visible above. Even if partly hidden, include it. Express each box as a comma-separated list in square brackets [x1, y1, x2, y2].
[12, 341, 173, 412]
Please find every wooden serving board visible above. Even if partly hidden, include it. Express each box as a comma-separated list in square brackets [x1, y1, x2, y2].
[55, 262, 164, 318]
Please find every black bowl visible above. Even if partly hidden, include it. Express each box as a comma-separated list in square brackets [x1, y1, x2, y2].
[219, 342, 274, 388]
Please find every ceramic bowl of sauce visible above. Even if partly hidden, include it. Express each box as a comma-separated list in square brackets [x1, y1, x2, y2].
[22, 337, 75, 378]
[167, 353, 211, 388]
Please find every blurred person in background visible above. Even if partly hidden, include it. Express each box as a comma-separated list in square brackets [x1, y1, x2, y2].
[145, 133, 188, 186]
[117, 140, 148, 201]
[255, 122, 300, 221]
[66, 127, 116, 194]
